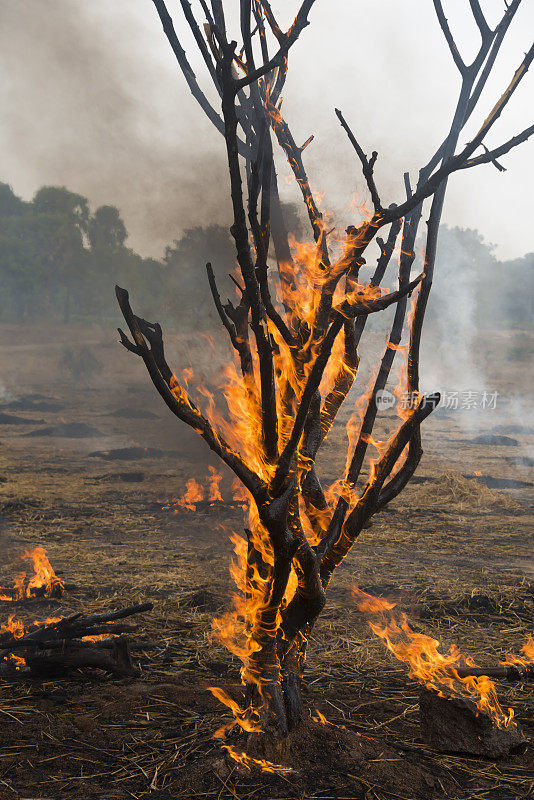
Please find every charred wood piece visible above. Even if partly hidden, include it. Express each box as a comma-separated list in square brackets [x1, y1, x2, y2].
[25, 636, 139, 679]
[0, 602, 152, 678]
[453, 664, 534, 682]
[419, 687, 527, 758]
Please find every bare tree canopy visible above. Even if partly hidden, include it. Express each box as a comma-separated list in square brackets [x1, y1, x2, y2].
[116, 0, 532, 759]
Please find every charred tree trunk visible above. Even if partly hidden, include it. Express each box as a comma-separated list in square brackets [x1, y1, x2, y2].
[115, 0, 533, 748]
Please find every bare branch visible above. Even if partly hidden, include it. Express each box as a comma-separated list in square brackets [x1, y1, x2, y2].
[179, 0, 220, 90]
[337, 272, 424, 319]
[235, 0, 316, 91]
[460, 123, 534, 169]
[383, 42, 534, 225]
[258, 0, 284, 44]
[421, 0, 522, 180]
[264, 92, 328, 264]
[271, 272, 424, 494]
[319, 393, 440, 585]
[319, 320, 359, 444]
[433, 0, 467, 75]
[335, 108, 382, 212]
[472, 43, 534, 144]
[464, 0, 522, 114]
[206, 262, 239, 345]
[211, 0, 227, 36]
[115, 285, 264, 496]
[219, 42, 279, 463]
[469, 0, 491, 40]
[151, 0, 224, 135]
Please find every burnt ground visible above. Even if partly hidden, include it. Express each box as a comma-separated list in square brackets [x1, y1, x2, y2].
[0, 322, 533, 800]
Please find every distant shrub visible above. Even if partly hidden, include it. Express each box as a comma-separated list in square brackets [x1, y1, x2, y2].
[59, 345, 103, 382]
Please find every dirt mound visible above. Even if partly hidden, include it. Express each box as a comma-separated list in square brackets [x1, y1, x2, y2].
[494, 424, 534, 435]
[2, 394, 64, 412]
[0, 412, 45, 425]
[506, 455, 534, 468]
[23, 422, 102, 438]
[90, 471, 146, 482]
[193, 716, 441, 799]
[88, 445, 167, 460]
[182, 588, 223, 611]
[410, 471, 521, 510]
[471, 474, 532, 490]
[108, 407, 159, 419]
[468, 434, 519, 446]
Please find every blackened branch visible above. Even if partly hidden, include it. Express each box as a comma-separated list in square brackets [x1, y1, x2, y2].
[235, 0, 316, 91]
[115, 285, 264, 496]
[468, 0, 492, 40]
[383, 42, 534, 225]
[271, 272, 424, 494]
[151, 0, 225, 135]
[433, 0, 467, 75]
[460, 123, 534, 170]
[206, 262, 239, 346]
[319, 393, 440, 585]
[335, 108, 382, 212]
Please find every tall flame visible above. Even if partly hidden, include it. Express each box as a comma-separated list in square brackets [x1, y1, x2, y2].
[352, 586, 515, 729]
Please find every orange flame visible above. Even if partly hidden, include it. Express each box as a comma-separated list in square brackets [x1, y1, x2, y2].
[206, 686, 262, 738]
[221, 744, 293, 774]
[501, 634, 534, 667]
[352, 586, 515, 729]
[0, 614, 25, 638]
[167, 478, 205, 512]
[311, 709, 346, 729]
[0, 548, 64, 601]
[207, 466, 223, 502]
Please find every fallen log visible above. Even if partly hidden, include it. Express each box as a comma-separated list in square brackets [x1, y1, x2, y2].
[1, 602, 153, 677]
[25, 636, 138, 678]
[0, 601, 153, 652]
[453, 664, 534, 682]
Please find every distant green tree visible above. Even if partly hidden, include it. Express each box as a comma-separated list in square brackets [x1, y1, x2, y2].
[0, 234, 37, 319]
[33, 186, 89, 232]
[164, 224, 237, 328]
[426, 226, 531, 331]
[494, 253, 533, 326]
[88, 205, 127, 251]
[86, 205, 166, 320]
[29, 186, 91, 321]
[0, 182, 27, 217]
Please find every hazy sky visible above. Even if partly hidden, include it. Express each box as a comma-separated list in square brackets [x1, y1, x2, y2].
[0, 1, 532, 259]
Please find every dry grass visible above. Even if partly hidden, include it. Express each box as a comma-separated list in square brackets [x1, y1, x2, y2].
[0, 324, 533, 799]
[411, 471, 522, 510]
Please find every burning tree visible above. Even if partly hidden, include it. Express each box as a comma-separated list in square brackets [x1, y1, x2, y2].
[116, 0, 533, 750]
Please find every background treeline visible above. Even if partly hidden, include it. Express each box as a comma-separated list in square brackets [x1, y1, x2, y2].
[0, 181, 531, 330]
